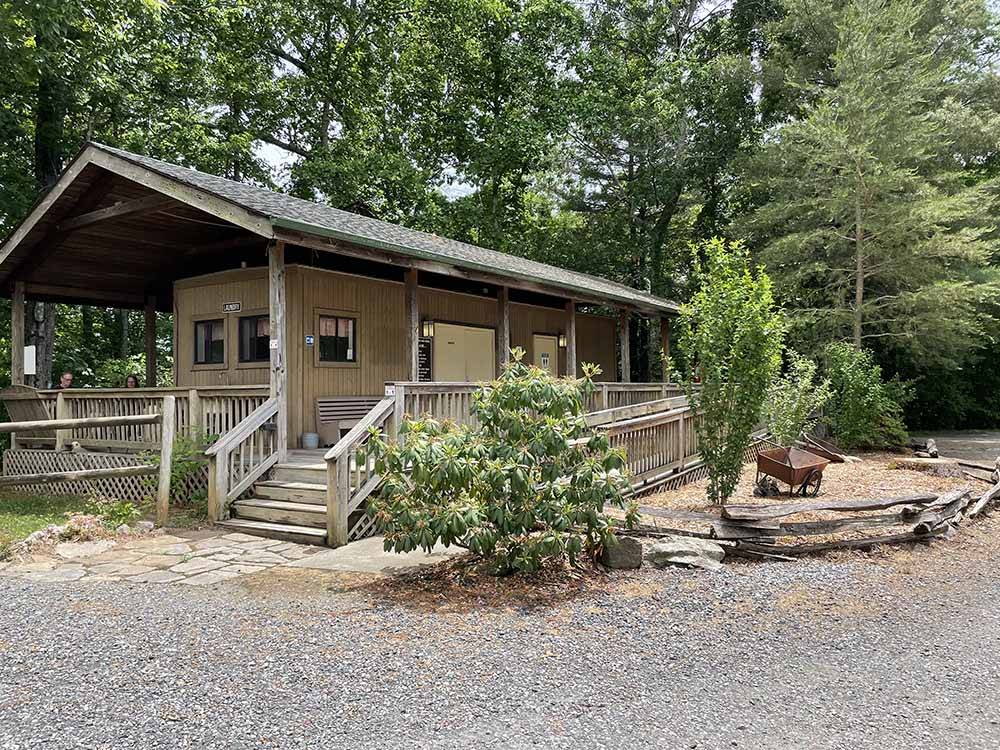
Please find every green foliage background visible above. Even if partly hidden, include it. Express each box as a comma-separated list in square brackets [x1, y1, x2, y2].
[2, 0, 1000, 428]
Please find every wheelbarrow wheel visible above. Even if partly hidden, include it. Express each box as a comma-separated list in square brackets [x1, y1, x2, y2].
[800, 469, 822, 497]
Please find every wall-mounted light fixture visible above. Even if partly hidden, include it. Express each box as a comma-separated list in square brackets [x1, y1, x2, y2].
[558, 333, 567, 348]
[422, 319, 435, 338]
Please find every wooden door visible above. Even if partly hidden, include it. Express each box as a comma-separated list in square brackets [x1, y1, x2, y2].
[434, 323, 496, 381]
[533, 334, 558, 376]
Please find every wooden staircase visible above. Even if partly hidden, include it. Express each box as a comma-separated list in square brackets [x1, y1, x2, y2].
[217, 451, 329, 545]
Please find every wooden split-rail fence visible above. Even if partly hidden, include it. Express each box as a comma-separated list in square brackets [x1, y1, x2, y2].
[0, 397, 178, 525]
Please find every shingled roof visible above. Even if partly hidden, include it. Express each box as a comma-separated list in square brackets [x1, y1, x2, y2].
[84, 144, 677, 313]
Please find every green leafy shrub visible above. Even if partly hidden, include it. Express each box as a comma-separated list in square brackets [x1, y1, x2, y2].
[366, 349, 636, 574]
[823, 342, 909, 449]
[676, 238, 784, 505]
[143, 430, 215, 514]
[763, 351, 832, 446]
[86, 495, 140, 529]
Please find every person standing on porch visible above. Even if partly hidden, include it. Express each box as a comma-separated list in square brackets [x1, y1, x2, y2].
[56, 371, 73, 389]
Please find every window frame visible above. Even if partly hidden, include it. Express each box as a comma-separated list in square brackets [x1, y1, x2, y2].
[236, 311, 271, 368]
[192, 316, 227, 369]
[313, 308, 361, 369]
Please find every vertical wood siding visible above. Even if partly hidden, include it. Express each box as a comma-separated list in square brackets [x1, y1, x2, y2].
[174, 265, 620, 441]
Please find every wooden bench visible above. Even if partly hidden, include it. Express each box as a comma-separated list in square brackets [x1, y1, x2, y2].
[0, 385, 56, 449]
[315, 396, 384, 447]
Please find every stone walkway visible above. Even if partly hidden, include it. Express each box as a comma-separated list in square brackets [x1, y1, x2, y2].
[0, 532, 322, 586]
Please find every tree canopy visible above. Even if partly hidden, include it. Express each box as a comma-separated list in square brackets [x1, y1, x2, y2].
[1, 0, 1000, 426]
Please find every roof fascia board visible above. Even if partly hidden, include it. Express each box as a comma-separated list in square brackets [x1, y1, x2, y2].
[88, 149, 274, 238]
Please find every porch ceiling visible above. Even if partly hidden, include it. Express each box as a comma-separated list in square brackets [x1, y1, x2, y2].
[0, 162, 266, 310]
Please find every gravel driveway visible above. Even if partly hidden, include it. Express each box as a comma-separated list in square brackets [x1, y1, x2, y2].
[3, 519, 1000, 750]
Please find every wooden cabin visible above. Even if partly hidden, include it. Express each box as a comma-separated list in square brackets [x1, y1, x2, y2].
[0, 143, 684, 545]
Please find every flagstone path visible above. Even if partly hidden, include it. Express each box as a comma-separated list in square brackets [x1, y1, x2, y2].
[0, 531, 322, 586]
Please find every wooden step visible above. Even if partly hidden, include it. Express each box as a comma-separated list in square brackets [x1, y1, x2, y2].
[233, 498, 326, 528]
[255, 480, 327, 504]
[271, 463, 326, 484]
[216, 518, 326, 546]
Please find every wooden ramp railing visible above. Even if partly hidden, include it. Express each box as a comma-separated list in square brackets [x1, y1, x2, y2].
[205, 398, 279, 520]
[587, 397, 701, 493]
[321, 387, 704, 548]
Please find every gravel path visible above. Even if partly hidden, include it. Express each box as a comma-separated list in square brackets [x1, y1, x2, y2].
[2, 528, 1000, 749]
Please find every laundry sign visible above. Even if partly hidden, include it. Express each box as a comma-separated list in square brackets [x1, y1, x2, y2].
[222, 301, 241, 313]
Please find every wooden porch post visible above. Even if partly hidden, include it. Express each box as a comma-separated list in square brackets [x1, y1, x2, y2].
[618, 308, 631, 383]
[565, 300, 577, 378]
[405, 269, 419, 381]
[11, 281, 25, 386]
[497, 286, 510, 373]
[659, 316, 671, 382]
[269, 241, 289, 460]
[144, 295, 157, 387]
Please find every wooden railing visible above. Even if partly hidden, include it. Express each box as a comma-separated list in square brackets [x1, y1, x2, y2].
[0, 397, 177, 524]
[325, 397, 396, 546]
[205, 397, 279, 520]
[585, 382, 685, 412]
[36, 385, 268, 450]
[392, 382, 480, 428]
[389, 381, 682, 428]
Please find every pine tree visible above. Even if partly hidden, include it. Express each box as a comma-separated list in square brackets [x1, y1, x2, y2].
[745, 0, 1000, 370]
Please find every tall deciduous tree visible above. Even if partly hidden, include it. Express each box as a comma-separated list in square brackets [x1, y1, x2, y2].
[745, 0, 1000, 371]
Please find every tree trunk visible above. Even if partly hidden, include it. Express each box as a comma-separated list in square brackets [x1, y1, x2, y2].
[26, 301, 56, 389]
[120, 309, 130, 358]
[29, 19, 68, 389]
[854, 195, 864, 348]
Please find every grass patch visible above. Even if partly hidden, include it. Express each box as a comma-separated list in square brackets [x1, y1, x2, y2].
[0, 493, 89, 553]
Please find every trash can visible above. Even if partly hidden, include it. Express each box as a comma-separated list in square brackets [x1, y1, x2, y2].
[301, 432, 320, 450]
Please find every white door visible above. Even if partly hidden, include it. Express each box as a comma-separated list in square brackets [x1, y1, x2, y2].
[434, 323, 496, 381]
[533, 334, 559, 376]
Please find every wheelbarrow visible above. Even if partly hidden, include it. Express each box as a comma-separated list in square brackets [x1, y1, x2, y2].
[755, 446, 830, 497]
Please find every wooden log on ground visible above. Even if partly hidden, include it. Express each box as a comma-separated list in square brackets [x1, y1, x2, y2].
[735, 527, 948, 556]
[966, 480, 1000, 519]
[713, 512, 905, 541]
[962, 468, 994, 485]
[911, 487, 972, 535]
[0, 413, 161, 433]
[722, 493, 938, 522]
[0, 464, 158, 487]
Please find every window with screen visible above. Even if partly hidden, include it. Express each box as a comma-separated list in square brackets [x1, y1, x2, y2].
[318, 315, 357, 363]
[238, 315, 271, 363]
[194, 319, 225, 365]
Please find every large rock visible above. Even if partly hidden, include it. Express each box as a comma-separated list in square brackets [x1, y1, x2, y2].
[600, 536, 643, 569]
[644, 536, 726, 572]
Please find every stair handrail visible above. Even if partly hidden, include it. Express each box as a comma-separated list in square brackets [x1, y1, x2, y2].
[206, 397, 279, 520]
[324, 397, 395, 462]
[325, 397, 396, 546]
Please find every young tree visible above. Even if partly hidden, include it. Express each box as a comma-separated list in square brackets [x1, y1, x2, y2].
[745, 0, 1000, 371]
[676, 238, 784, 504]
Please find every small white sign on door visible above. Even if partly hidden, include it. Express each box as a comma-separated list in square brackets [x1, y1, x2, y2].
[540, 352, 550, 369]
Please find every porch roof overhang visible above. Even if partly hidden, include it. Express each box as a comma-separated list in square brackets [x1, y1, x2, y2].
[0, 143, 679, 315]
